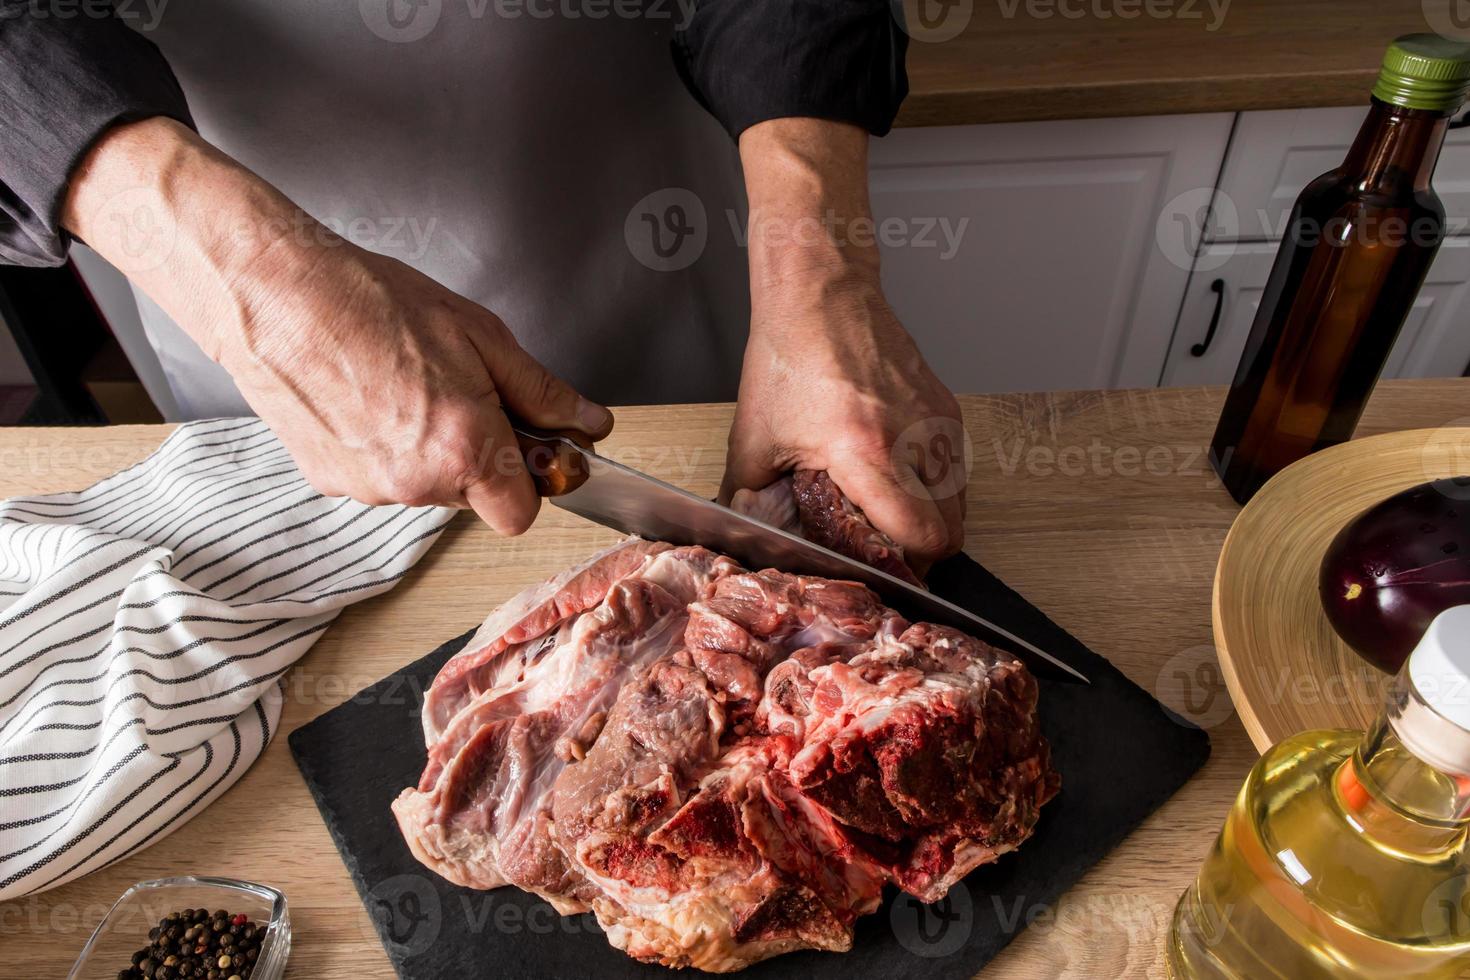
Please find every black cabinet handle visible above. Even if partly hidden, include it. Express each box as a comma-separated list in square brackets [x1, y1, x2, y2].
[1191, 278, 1225, 357]
[1450, 111, 1470, 130]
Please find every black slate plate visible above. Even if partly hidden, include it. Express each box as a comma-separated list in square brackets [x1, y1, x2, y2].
[289, 553, 1209, 979]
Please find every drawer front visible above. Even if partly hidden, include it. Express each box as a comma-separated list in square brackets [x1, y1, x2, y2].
[1212, 107, 1470, 242]
[1162, 238, 1470, 387]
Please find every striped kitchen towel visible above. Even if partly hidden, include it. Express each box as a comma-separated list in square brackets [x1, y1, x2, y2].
[0, 418, 455, 900]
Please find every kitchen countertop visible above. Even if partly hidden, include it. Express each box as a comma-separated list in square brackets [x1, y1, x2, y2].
[4, 378, 1469, 978]
[900, 0, 1436, 127]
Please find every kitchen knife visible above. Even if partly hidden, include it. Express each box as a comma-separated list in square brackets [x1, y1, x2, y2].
[511, 422, 1089, 685]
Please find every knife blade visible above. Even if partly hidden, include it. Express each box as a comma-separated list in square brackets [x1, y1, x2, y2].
[510, 422, 1089, 685]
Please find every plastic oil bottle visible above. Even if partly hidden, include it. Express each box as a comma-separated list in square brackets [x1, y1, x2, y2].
[1168, 606, 1470, 978]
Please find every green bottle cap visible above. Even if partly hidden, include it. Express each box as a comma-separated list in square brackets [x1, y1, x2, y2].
[1373, 34, 1470, 112]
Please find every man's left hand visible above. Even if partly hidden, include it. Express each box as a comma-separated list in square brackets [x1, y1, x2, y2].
[722, 118, 968, 576]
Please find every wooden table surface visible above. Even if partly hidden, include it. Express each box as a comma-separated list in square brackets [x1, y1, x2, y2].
[900, 0, 1432, 127]
[4, 378, 1469, 978]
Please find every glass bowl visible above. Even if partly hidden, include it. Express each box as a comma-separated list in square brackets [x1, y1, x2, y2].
[68, 876, 290, 980]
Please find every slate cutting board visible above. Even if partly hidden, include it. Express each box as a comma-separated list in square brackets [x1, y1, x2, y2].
[289, 553, 1210, 979]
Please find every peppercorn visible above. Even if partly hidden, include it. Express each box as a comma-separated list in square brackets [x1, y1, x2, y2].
[116, 909, 265, 980]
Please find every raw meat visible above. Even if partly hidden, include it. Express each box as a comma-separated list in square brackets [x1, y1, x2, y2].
[394, 537, 1058, 971]
[731, 470, 925, 586]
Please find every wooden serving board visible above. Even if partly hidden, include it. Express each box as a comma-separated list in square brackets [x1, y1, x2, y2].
[1214, 427, 1470, 752]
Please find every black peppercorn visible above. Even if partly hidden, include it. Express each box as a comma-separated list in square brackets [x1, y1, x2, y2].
[117, 908, 266, 980]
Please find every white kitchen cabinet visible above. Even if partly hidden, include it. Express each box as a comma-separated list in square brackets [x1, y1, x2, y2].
[1212, 106, 1470, 242]
[1161, 237, 1470, 387]
[869, 113, 1235, 393]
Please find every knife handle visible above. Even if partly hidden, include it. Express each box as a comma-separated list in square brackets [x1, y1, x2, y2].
[509, 419, 592, 497]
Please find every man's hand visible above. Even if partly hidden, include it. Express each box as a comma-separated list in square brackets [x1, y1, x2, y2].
[725, 119, 967, 574]
[62, 118, 612, 535]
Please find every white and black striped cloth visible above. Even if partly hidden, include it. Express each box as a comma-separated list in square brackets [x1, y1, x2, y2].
[0, 419, 454, 900]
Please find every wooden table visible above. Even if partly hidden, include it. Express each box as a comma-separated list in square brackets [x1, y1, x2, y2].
[900, 0, 1430, 127]
[4, 379, 1468, 978]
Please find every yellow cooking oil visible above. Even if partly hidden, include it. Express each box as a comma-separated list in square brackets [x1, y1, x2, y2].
[1169, 718, 1470, 979]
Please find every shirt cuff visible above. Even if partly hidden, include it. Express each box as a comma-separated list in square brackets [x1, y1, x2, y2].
[673, 0, 909, 140]
[0, 7, 194, 267]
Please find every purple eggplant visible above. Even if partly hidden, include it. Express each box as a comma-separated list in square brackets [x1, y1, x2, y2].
[1318, 477, 1470, 673]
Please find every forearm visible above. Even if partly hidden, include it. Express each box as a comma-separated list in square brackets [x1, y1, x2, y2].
[726, 119, 964, 560]
[738, 117, 882, 297]
[60, 117, 306, 364]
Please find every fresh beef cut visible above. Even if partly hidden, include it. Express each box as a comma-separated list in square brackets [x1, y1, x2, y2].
[731, 470, 925, 586]
[394, 534, 1059, 971]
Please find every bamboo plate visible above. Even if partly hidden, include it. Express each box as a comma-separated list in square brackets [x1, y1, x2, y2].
[1214, 427, 1470, 752]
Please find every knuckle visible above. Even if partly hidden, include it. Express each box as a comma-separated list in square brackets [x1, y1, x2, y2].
[442, 446, 490, 492]
[437, 402, 487, 443]
[910, 519, 953, 559]
[525, 366, 570, 411]
[376, 458, 442, 507]
[378, 476, 427, 506]
[477, 311, 513, 345]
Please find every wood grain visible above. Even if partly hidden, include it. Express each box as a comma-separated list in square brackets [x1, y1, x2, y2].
[1214, 427, 1470, 753]
[2, 379, 1468, 979]
[900, 0, 1430, 127]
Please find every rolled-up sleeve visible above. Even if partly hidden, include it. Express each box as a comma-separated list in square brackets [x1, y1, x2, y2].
[0, 2, 192, 267]
[673, 0, 908, 140]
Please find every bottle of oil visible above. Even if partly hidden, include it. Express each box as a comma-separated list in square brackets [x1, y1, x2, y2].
[1168, 606, 1470, 978]
[1211, 35, 1470, 504]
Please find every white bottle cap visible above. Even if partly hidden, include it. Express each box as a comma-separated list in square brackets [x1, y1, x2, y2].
[1395, 606, 1470, 775]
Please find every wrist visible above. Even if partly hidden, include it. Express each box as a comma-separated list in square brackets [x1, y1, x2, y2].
[64, 117, 207, 259]
[739, 117, 884, 301]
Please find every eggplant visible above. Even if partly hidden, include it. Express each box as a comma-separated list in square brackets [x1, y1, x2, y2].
[1318, 477, 1470, 673]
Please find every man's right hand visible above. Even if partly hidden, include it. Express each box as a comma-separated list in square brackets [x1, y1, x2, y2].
[61, 117, 612, 535]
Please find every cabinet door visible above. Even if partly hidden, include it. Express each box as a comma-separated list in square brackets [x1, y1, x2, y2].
[1214, 107, 1470, 242]
[1162, 238, 1470, 387]
[869, 113, 1234, 393]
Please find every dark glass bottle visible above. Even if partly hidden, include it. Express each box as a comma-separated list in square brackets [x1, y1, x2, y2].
[1211, 35, 1470, 504]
